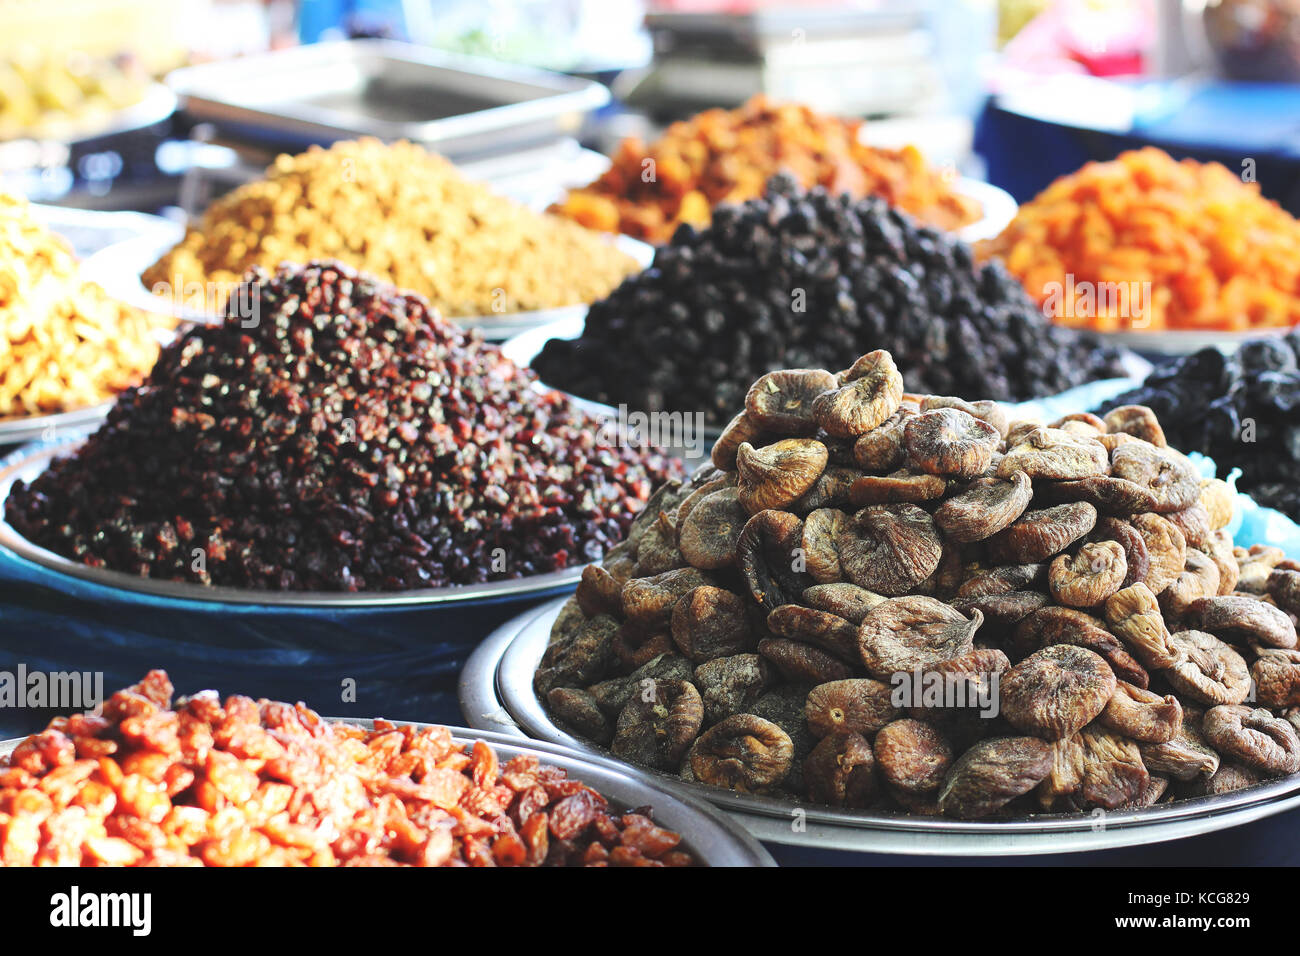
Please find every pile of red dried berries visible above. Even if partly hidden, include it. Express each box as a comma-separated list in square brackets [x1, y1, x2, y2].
[0, 671, 697, 866]
[4, 261, 678, 591]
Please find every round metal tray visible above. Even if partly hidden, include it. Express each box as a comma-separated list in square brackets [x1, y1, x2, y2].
[1, 722, 773, 866]
[460, 597, 1300, 856]
[0, 437, 586, 608]
[0, 401, 113, 447]
[2, 83, 176, 146]
[84, 227, 656, 342]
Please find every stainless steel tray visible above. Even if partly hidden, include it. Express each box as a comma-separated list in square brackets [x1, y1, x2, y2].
[82, 217, 654, 341]
[2, 83, 176, 147]
[0, 402, 112, 448]
[0, 722, 773, 866]
[0, 437, 585, 608]
[165, 39, 609, 160]
[460, 597, 1300, 856]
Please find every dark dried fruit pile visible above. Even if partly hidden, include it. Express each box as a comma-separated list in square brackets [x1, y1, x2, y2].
[537, 348, 1300, 819]
[4, 261, 678, 591]
[1098, 333, 1300, 522]
[0, 671, 697, 866]
[533, 175, 1129, 426]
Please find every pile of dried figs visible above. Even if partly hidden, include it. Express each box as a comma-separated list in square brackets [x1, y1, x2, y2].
[534, 349, 1300, 819]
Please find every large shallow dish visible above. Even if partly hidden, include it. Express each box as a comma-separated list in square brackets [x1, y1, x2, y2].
[0, 722, 774, 867]
[83, 221, 655, 342]
[460, 598, 1300, 856]
[165, 39, 609, 160]
[0, 437, 585, 608]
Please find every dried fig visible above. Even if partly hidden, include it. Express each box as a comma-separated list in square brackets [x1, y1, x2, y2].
[677, 487, 748, 570]
[1165, 502, 1212, 551]
[735, 438, 828, 514]
[1253, 649, 1300, 709]
[693, 654, 771, 724]
[802, 582, 886, 623]
[1090, 517, 1151, 588]
[804, 731, 877, 807]
[858, 596, 981, 679]
[849, 470, 947, 505]
[997, 427, 1110, 481]
[745, 368, 838, 435]
[1164, 630, 1251, 706]
[1040, 475, 1159, 513]
[767, 604, 858, 662]
[737, 509, 808, 611]
[1268, 568, 1300, 615]
[670, 586, 754, 662]
[1129, 513, 1187, 596]
[800, 507, 848, 583]
[1188, 594, 1298, 649]
[837, 504, 943, 596]
[874, 719, 954, 795]
[1101, 405, 1166, 446]
[922, 395, 1009, 438]
[534, 613, 618, 695]
[937, 736, 1053, 819]
[1077, 724, 1149, 809]
[1202, 705, 1300, 775]
[805, 678, 900, 738]
[1139, 720, 1220, 783]
[1199, 478, 1235, 531]
[711, 411, 774, 470]
[1159, 549, 1221, 618]
[611, 679, 704, 771]
[1036, 735, 1085, 809]
[902, 408, 1001, 479]
[791, 466, 859, 512]
[1049, 540, 1127, 608]
[1103, 583, 1180, 669]
[1110, 443, 1201, 513]
[1000, 644, 1117, 741]
[852, 408, 913, 472]
[932, 472, 1032, 544]
[956, 563, 1045, 600]
[546, 687, 613, 743]
[758, 638, 854, 684]
[987, 502, 1097, 563]
[1099, 681, 1182, 743]
[690, 714, 794, 793]
[575, 564, 623, 617]
[814, 350, 905, 438]
[621, 567, 712, 629]
[1014, 606, 1148, 688]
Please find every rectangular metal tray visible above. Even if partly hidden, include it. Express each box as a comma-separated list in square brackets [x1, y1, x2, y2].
[165, 39, 610, 160]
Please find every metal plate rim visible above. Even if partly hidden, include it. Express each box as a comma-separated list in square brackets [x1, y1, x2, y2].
[0, 720, 774, 867]
[0, 438, 585, 608]
[463, 596, 1300, 855]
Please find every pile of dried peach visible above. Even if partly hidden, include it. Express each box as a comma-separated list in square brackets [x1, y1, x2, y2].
[535, 350, 1300, 819]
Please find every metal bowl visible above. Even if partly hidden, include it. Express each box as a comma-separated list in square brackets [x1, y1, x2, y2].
[83, 225, 656, 342]
[0, 436, 585, 608]
[0, 721, 773, 867]
[460, 597, 1300, 856]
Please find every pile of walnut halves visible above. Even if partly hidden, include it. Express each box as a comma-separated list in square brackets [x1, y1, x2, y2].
[535, 350, 1300, 819]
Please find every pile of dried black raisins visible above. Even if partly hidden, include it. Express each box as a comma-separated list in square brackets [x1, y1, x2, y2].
[1099, 332, 1300, 522]
[533, 175, 1130, 426]
[5, 261, 679, 591]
